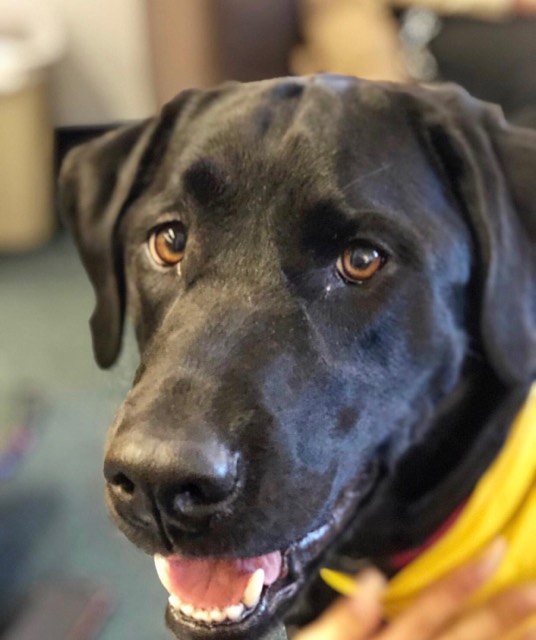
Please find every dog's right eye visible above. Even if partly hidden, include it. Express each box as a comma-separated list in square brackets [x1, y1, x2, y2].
[148, 221, 187, 267]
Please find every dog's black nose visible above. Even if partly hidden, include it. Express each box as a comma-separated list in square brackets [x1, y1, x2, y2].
[104, 436, 240, 533]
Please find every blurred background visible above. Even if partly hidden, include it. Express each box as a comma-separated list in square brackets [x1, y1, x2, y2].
[0, 1, 535, 638]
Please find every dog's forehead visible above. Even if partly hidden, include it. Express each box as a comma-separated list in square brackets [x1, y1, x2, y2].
[146, 77, 435, 219]
[162, 78, 407, 172]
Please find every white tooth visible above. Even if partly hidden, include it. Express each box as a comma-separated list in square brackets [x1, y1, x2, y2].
[210, 609, 226, 623]
[168, 594, 181, 610]
[191, 609, 209, 621]
[200, 610, 213, 623]
[180, 603, 194, 617]
[225, 603, 244, 621]
[154, 554, 172, 594]
[242, 568, 265, 608]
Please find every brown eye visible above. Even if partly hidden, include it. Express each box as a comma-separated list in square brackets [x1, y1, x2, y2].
[149, 221, 187, 267]
[337, 243, 386, 283]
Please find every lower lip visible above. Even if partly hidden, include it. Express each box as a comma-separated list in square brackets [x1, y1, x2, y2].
[165, 576, 294, 639]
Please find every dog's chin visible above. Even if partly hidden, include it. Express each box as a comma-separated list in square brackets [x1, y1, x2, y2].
[160, 486, 362, 640]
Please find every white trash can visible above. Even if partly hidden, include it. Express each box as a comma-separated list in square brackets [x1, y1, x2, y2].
[0, 0, 64, 252]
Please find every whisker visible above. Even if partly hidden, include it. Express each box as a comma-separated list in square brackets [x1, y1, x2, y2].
[340, 163, 391, 194]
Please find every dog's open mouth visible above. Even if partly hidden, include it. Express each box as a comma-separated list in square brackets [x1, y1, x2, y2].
[153, 481, 369, 638]
[155, 551, 283, 625]
[157, 526, 328, 637]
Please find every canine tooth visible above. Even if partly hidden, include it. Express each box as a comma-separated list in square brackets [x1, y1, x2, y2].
[242, 568, 265, 608]
[168, 594, 182, 610]
[154, 554, 172, 594]
[180, 603, 194, 617]
[225, 603, 244, 621]
[210, 609, 226, 623]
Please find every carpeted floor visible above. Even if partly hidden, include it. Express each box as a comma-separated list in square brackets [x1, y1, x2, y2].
[0, 233, 170, 639]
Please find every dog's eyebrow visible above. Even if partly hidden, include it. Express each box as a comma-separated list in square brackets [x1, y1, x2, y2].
[182, 159, 230, 207]
[301, 200, 424, 266]
[300, 199, 365, 260]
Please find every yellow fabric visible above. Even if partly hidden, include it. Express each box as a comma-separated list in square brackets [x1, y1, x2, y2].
[322, 383, 536, 619]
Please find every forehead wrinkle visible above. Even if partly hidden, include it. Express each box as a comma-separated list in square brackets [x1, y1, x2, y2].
[182, 157, 232, 209]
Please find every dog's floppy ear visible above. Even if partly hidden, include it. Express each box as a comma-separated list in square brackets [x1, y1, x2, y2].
[60, 93, 193, 369]
[419, 85, 536, 387]
[60, 122, 155, 369]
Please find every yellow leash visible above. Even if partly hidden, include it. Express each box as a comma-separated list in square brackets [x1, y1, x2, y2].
[322, 383, 536, 619]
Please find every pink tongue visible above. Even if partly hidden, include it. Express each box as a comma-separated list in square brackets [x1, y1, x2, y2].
[159, 552, 282, 610]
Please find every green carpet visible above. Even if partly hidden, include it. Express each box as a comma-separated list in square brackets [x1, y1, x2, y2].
[0, 233, 170, 639]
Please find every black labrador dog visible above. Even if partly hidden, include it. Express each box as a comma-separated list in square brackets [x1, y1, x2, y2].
[60, 75, 536, 640]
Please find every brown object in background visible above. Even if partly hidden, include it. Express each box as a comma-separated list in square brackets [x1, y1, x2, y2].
[292, 0, 408, 82]
[212, 0, 298, 83]
[0, 0, 64, 253]
[146, 0, 219, 106]
[0, 82, 55, 252]
[145, 0, 298, 107]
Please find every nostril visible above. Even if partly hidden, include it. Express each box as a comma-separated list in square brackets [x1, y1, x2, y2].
[110, 472, 135, 496]
[172, 479, 229, 511]
[163, 451, 241, 524]
[177, 484, 206, 504]
[103, 459, 158, 531]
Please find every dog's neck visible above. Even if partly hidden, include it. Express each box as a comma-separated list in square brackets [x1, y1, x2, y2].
[337, 367, 529, 561]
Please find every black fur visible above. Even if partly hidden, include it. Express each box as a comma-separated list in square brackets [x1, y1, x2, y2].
[60, 75, 536, 640]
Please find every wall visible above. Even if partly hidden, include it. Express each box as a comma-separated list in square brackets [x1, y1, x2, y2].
[46, 0, 156, 126]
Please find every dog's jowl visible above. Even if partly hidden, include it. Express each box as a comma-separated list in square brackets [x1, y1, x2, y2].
[61, 75, 536, 640]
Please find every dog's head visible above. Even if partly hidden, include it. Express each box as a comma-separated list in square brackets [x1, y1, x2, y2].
[61, 76, 536, 639]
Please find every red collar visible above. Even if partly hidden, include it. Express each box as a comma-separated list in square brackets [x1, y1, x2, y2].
[390, 502, 466, 570]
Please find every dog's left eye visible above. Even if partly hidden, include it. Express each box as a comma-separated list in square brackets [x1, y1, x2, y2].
[336, 243, 387, 283]
[148, 221, 187, 267]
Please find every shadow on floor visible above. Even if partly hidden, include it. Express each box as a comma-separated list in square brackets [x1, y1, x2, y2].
[0, 489, 60, 631]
